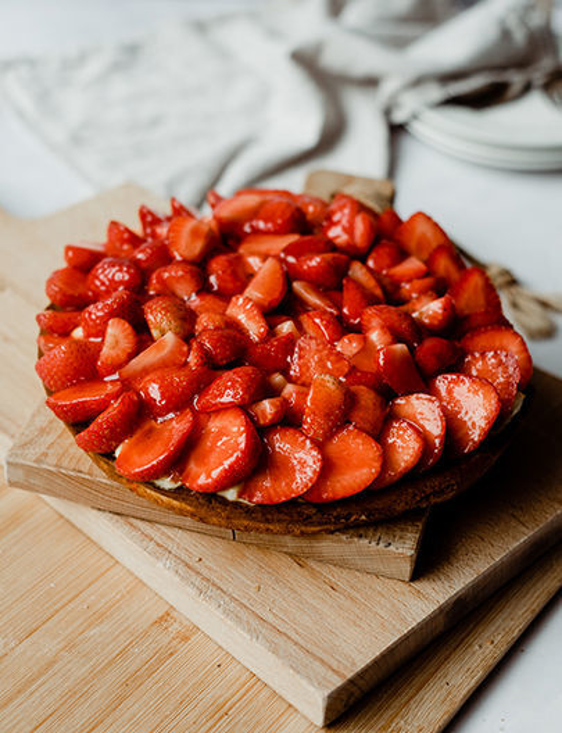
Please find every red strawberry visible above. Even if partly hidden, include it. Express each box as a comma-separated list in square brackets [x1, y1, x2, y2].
[245, 333, 295, 372]
[207, 189, 223, 209]
[461, 326, 532, 389]
[280, 234, 332, 262]
[414, 336, 462, 378]
[300, 310, 343, 343]
[196, 328, 247, 366]
[46, 267, 91, 309]
[238, 233, 300, 256]
[366, 240, 404, 272]
[46, 379, 123, 423]
[36, 309, 82, 336]
[194, 312, 232, 334]
[281, 383, 309, 425]
[387, 256, 428, 284]
[243, 257, 287, 312]
[336, 333, 367, 359]
[346, 385, 387, 437]
[377, 209, 402, 239]
[116, 407, 195, 481]
[342, 277, 372, 329]
[139, 365, 213, 418]
[75, 391, 140, 453]
[87, 257, 142, 298]
[455, 309, 510, 337]
[131, 240, 172, 274]
[289, 335, 349, 386]
[138, 205, 169, 239]
[37, 334, 71, 353]
[36, 339, 97, 392]
[347, 260, 385, 302]
[105, 220, 144, 258]
[213, 194, 263, 235]
[302, 374, 346, 442]
[370, 418, 425, 489]
[449, 267, 502, 318]
[119, 332, 189, 383]
[389, 393, 446, 470]
[248, 197, 305, 235]
[80, 289, 141, 338]
[168, 216, 220, 262]
[323, 194, 377, 256]
[226, 295, 269, 343]
[97, 318, 138, 377]
[462, 350, 520, 415]
[397, 276, 441, 302]
[361, 305, 420, 348]
[294, 194, 328, 228]
[143, 295, 194, 340]
[430, 373, 501, 454]
[341, 367, 383, 391]
[187, 292, 228, 316]
[64, 244, 104, 272]
[170, 196, 196, 219]
[148, 262, 204, 299]
[285, 253, 350, 290]
[291, 281, 340, 316]
[240, 426, 322, 504]
[247, 397, 286, 427]
[426, 243, 466, 286]
[207, 253, 248, 297]
[394, 212, 450, 261]
[196, 366, 266, 412]
[412, 294, 455, 334]
[302, 425, 383, 502]
[182, 408, 261, 492]
[378, 343, 426, 395]
[401, 292, 438, 315]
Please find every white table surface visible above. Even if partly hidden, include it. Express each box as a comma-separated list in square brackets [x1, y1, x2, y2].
[0, 2, 560, 732]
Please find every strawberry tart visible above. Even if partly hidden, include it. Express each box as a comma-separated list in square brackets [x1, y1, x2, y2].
[35, 187, 532, 534]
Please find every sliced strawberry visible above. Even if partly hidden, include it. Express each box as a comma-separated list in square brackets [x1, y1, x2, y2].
[187, 340, 210, 369]
[394, 212, 450, 261]
[247, 397, 286, 428]
[75, 391, 139, 453]
[207, 253, 248, 297]
[377, 209, 402, 239]
[347, 260, 385, 302]
[105, 220, 144, 258]
[168, 216, 220, 262]
[139, 365, 213, 418]
[187, 292, 228, 316]
[280, 234, 332, 262]
[342, 277, 372, 329]
[430, 373, 501, 454]
[64, 244, 104, 272]
[143, 295, 194, 340]
[80, 289, 141, 338]
[36, 309, 82, 336]
[238, 233, 300, 257]
[366, 240, 404, 272]
[213, 194, 264, 235]
[281, 383, 309, 425]
[116, 407, 195, 481]
[182, 408, 261, 492]
[378, 343, 426, 395]
[300, 310, 343, 344]
[268, 371, 288, 394]
[196, 366, 266, 412]
[426, 243, 466, 286]
[323, 194, 377, 256]
[207, 189, 223, 209]
[397, 276, 441, 302]
[36, 339, 97, 392]
[138, 205, 169, 239]
[449, 267, 502, 318]
[170, 196, 196, 219]
[412, 294, 455, 334]
[387, 256, 428, 284]
[361, 305, 420, 348]
[285, 253, 350, 290]
[401, 291, 438, 315]
[37, 334, 71, 353]
[342, 367, 384, 391]
[248, 197, 305, 235]
[243, 257, 287, 312]
[97, 318, 138, 377]
[346, 385, 387, 437]
[119, 332, 188, 383]
[245, 333, 295, 372]
[46, 267, 91, 309]
[461, 326, 532, 389]
[303, 425, 383, 503]
[414, 336, 462, 378]
[389, 393, 446, 471]
[301, 374, 346, 442]
[291, 281, 340, 316]
[131, 240, 172, 274]
[370, 418, 425, 489]
[289, 335, 349, 386]
[336, 333, 367, 359]
[148, 262, 204, 299]
[240, 426, 322, 504]
[361, 315, 395, 351]
[225, 295, 269, 343]
[196, 327, 246, 366]
[295, 194, 328, 228]
[455, 309, 510, 337]
[194, 312, 232, 334]
[462, 350, 520, 415]
[87, 257, 142, 298]
[46, 379, 123, 423]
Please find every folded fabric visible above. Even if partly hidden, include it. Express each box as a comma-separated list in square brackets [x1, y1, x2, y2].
[0, 0, 557, 206]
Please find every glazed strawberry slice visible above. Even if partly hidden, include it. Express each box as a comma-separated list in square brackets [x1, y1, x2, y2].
[243, 257, 287, 312]
[75, 391, 140, 453]
[361, 305, 421, 348]
[302, 425, 383, 503]
[80, 289, 141, 338]
[138, 205, 169, 240]
[240, 426, 322, 504]
[213, 193, 263, 235]
[426, 243, 466, 286]
[289, 335, 350, 386]
[37, 334, 71, 353]
[46, 267, 92, 309]
[64, 244, 104, 272]
[196, 327, 246, 366]
[46, 379, 123, 423]
[461, 326, 532, 389]
[238, 233, 300, 257]
[36, 339, 98, 392]
[143, 295, 195, 340]
[131, 240, 172, 274]
[414, 337, 462, 378]
[168, 216, 220, 262]
[337, 333, 367, 359]
[194, 312, 232, 334]
[87, 257, 143, 298]
[377, 209, 402, 239]
[285, 253, 350, 290]
[116, 407, 195, 482]
[302, 374, 346, 442]
[300, 310, 343, 344]
[119, 332, 189, 383]
[247, 397, 286, 428]
[342, 277, 372, 329]
[207, 253, 248, 297]
[148, 262, 204, 299]
[455, 309, 510, 337]
[390, 393, 446, 471]
[245, 333, 295, 372]
[412, 294, 455, 334]
[429, 373, 501, 454]
[170, 196, 197, 219]
[394, 212, 450, 261]
[182, 408, 261, 493]
[449, 267, 502, 318]
[280, 234, 333, 263]
[248, 197, 305, 235]
[196, 366, 266, 412]
[187, 292, 228, 316]
[398, 276, 441, 302]
[295, 194, 328, 228]
[387, 256, 428, 284]
[36, 309, 82, 336]
[347, 260, 385, 302]
[291, 281, 340, 316]
[366, 240, 404, 273]
[105, 220, 144, 258]
[370, 418, 425, 489]
[97, 318, 138, 378]
[378, 343, 426, 395]
[281, 383, 309, 425]
[225, 295, 269, 343]
[322, 194, 377, 256]
[462, 350, 521, 415]
[346, 385, 387, 437]
[139, 365, 213, 418]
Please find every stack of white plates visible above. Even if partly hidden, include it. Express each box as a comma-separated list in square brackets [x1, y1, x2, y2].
[407, 89, 562, 171]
